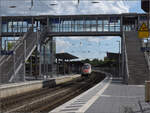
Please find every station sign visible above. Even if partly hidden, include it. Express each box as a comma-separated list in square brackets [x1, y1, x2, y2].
[138, 23, 149, 39]
[0, 50, 14, 55]
[141, 47, 150, 52]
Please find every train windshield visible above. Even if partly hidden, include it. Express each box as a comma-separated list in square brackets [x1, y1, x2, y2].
[83, 65, 90, 69]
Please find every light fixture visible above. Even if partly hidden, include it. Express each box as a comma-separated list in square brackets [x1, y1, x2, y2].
[50, 1, 57, 6]
[91, 1, 99, 3]
[78, 0, 80, 4]
[91, 0, 99, 4]
[9, 6, 16, 8]
[50, 3, 57, 6]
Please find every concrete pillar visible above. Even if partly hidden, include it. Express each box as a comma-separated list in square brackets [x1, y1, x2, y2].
[63, 59, 65, 75]
[35, 47, 38, 79]
[120, 15, 123, 33]
[0, 17, 2, 36]
[50, 36, 56, 77]
[137, 15, 140, 30]
[68, 60, 70, 74]
[32, 17, 34, 31]
[30, 56, 32, 76]
[50, 37, 53, 77]
[121, 37, 124, 79]
[42, 45, 46, 77]
[47, 17, 49, 27]
[0, 17, 2, 54]
[0, 35, 1, 83]
[0, 37, 2, 52]
[39, 44, 42, 77]
[57, 58, 59, 75]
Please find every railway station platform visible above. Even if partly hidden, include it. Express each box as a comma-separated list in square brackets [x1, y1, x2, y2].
[0, 74, 80, 98]
[51, 77, 150, 113]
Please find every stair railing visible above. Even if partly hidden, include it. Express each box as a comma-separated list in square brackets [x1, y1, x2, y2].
[123, 32, 129, 83]
[9, 27, 37, 82]
[144, 52, 150, 71]
[0, 26, 46, 83]
[39, 26, 50, 44]
[0, 27, 33, 67]
[142, 40, 150, 71]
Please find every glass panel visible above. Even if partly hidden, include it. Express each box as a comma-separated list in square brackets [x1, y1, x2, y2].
[33, 21, 37, 32]
[98, 20, 102, 32]
[2, 21, 7, 32]
[98, 20, 102, 24]
[98, 25, 102, 31]
[115, 20, 120, 26]
[71, 20, 75, 32]
[68, 20, 71, 32]
[78, 20, 84, 32]
[110, 26, 115, 31]
[23, 21, 27, 32]
[115, 27, 120, 31]
[91, 20, 96, 32]
[52, 24, 57, 32]
[85, 20, 90, 32]
[59, 20, 63, 32]
[104, 25, 109, 31]
[104, 20, 108, 24]
[103, 20, 109, 31]
[13, 22, 18, 32]
[8, 21, 12, 32]
[18, 21, 22, 32]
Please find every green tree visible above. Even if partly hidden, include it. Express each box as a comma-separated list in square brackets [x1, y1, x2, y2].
[82, 59, 90, 64]
[7, 42, 14, 51]
[91, 58, 99, 66]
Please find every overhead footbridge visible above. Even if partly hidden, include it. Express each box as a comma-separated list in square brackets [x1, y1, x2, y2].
[0, 13, 149, 84]
[0, 13, 142, 37]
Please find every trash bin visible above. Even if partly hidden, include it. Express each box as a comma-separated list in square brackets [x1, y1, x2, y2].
[145, 81, 150, 102]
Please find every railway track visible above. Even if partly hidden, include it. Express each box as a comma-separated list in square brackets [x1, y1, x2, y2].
[1, 77, 80, 112]
[1, 73, 105, 113]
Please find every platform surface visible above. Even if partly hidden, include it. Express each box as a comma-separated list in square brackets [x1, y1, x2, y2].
[85, 79, 149, 113]
[51, 78, 150, 113]
[0, 74, 80, 88]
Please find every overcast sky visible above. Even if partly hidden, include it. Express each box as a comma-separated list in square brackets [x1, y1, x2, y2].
[0, 0, 145, 60]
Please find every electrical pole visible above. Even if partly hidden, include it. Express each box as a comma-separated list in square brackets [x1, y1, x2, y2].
[117, 41, 120, 77]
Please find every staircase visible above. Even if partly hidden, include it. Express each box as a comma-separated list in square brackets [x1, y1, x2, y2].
[0, 28, 38, 83]
[124, 31, 149, 84]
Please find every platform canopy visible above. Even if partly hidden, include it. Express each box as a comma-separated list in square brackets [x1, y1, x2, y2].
[56, 52, 78, 60]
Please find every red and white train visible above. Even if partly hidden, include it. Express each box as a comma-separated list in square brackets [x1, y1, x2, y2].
[81, 63, 92, 76]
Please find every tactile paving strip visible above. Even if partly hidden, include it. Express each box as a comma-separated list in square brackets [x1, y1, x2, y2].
[50, 75, 111, 113]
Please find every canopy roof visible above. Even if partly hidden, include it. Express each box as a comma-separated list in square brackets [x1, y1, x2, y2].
[56, 53, 78, 60]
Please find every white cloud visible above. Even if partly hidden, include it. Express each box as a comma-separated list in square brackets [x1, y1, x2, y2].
[56, 38, 71, 53]
[56, 36, 117, 43]
[0, 0, 129, 16]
